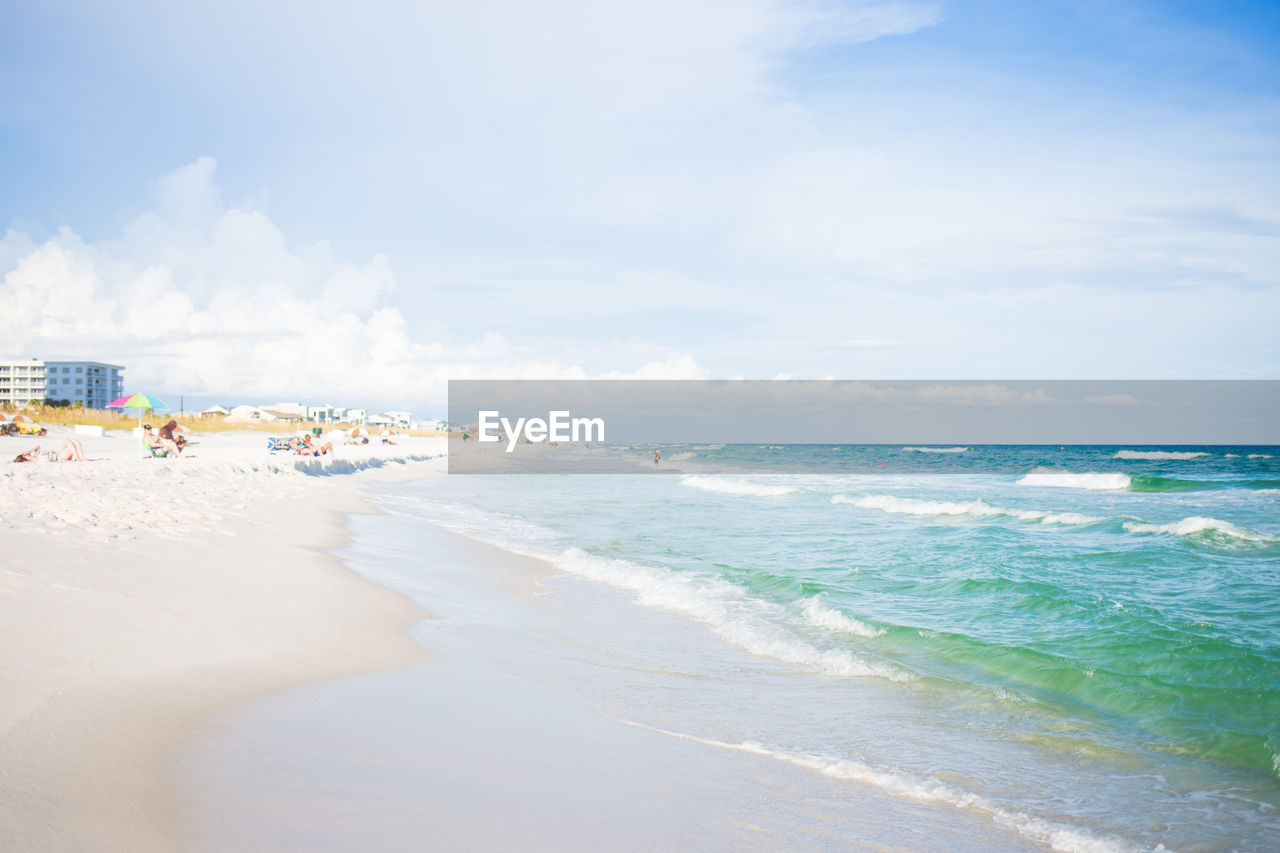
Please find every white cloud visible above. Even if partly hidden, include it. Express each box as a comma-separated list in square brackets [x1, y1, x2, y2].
[602, 354, 709, 379]
[0, 159, 706, 405]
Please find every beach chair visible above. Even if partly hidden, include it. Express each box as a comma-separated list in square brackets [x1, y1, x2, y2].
[141, 438, 170, 458]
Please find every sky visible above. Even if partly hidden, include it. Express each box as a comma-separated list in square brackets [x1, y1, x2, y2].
[2, 0, 1278, 415]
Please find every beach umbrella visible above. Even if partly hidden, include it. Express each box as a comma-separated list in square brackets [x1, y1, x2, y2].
[107, 393, 171, 426]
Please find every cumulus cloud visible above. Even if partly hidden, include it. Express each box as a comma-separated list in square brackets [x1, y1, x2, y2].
[0, 159, 704, 406]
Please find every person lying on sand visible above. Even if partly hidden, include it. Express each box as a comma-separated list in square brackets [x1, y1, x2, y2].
[295, 434, 334, 457]
[13, 438, 89, 462]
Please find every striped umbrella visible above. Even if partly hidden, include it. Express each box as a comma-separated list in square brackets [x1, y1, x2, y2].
[107, 393, 171, 426]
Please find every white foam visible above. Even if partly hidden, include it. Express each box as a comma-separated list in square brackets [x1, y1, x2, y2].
[1017, 468, 1131, 491]
[680, 475, 800, 497]
[614, 723, 1138, 853]
[554, 548, 909, 681]
[835, 494, 1101, 526]
[1248, 454, 1274, 459]
[802, 597, 883, 638]
[1113, 450, 1207, 460]
[903, 446, 970, 453]
[1122, 516, 1274, 543]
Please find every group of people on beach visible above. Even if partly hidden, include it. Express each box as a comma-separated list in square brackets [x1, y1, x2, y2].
[11, 419, 198, 463]
[142, 421, 188, 456]
[292, 433, 334, 456]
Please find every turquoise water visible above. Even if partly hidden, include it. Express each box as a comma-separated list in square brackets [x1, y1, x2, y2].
[388, 446, 1280, 850]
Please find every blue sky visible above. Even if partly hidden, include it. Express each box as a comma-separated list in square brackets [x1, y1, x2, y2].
[2, 1, 1278, 413]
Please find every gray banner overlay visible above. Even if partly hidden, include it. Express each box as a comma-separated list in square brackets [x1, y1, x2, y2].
[447, 380, 1280, 473]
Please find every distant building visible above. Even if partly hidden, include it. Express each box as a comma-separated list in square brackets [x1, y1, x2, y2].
[46, 361, 125, 409]
[382, 410, 414, 429]
[0, 358, 124, 409]
[266, 402, 307, 418]
[307, 405, 337, 423]
[200, 404, 231, 419]
[414, 417, 446, 431]
[0, 359, 46, 406]
[227, 405, 278, 423]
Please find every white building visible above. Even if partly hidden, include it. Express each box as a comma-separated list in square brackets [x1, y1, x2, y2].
[414, 417, 446, 431]
[307, 405, 338, 423]
[227, 405, 278, 423]
[382, 410, 414, 429]
[0, 359, 47, 406]
[0, 358, 124, 409]
[266, 402, 307, 418]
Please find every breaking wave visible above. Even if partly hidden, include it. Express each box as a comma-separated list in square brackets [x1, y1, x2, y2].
[834, 494, 1101, 526]
[1017, 468, 1131, 490]
[680, 475, 801, 497]
[1114, 450, 1208, 460]
[1122, 516, 1276, 544]
[555, 549, 908, 681]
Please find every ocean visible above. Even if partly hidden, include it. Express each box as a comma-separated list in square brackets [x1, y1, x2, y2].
[368, 445, 1278, 851]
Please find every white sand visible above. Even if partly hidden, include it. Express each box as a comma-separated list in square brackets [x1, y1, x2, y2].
[0, 425, 446, 851]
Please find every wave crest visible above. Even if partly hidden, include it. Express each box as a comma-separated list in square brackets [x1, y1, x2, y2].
[1017, 468, 1131, 490]
[802, 597, 883, 638]
[834, 494, 1101, 526]
[555, 548, 908, 681]
[1122, 516, 1275, 543]
[680, 475, 800, 497]
[1114, 450, 1208, 460]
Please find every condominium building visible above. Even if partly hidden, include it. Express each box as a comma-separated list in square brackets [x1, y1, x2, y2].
[0, 359, 47, 406]
[0, 359, 125, 409]
[45, 361, 125, 409]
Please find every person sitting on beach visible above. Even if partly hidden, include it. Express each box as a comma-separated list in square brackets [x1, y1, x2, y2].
[142, 424, 181, 456]
[158, 419, 187, 452]
[295, 433, 334, 457]
[13, 438, 89, 463]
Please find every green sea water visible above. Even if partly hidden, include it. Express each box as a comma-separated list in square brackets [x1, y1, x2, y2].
[392, 445, 1280, 850]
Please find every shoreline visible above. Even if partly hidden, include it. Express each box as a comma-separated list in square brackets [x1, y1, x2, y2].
[178, 506, 1041, 852]
[0, 430, 444, 851]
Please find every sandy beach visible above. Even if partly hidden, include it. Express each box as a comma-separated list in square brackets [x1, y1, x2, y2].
[0, 428, 1044, 852]
[0, 426, 443, 851]
[6, 427, 1277, 852]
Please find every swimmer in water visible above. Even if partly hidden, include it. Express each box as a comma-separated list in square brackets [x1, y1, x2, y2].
[654, 449, 661, 465]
